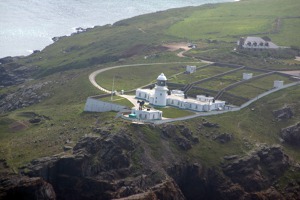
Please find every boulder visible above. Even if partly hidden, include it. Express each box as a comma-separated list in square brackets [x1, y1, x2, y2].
[29, 118, 41, 124]
[202, 121, 220, 128]
[179, 127, 199, 144]
[175, 137, 192, 150]
[214, 133, 233, 144]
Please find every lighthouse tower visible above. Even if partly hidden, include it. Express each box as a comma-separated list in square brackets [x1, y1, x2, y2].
[153, 73, 168, 106]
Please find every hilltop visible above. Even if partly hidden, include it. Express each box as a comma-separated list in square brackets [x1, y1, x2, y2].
[1, 0, 300, 199]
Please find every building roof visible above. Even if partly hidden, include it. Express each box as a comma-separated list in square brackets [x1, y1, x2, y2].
[243, 37, 279, 49]
[157, 73, 167, 81]
[168, 94, 224, 105]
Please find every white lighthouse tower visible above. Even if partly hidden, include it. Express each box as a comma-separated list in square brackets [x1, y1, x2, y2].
[153, 73, 168, 107]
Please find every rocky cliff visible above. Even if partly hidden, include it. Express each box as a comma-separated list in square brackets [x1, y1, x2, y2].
[0, 173, 56, 200]
[281, 122, 300, 146]
[1, 125, 300, 199]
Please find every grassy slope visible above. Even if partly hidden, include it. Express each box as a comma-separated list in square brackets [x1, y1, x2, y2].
[1, 0, 300, 172]
[167, 0, 300, 46]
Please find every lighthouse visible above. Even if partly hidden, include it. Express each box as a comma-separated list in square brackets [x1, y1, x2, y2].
[153, 73, 168, 106]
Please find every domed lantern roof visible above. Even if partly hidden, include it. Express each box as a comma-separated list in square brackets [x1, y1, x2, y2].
[157, 73, 167, 81]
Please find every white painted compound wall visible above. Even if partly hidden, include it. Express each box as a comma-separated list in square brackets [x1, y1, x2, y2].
[84, 97, 126, 112]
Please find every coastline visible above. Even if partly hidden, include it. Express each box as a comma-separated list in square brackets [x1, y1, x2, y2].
[0, 0, 237, 59]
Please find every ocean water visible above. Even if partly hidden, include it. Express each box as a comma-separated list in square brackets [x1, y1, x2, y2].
[0, 0, 234, 58]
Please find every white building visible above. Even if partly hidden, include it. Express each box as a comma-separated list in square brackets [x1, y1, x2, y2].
[153, 73, 169, 106]
[136, 73, 226, 112]
[274, 80, 284, 88]
[131, 108, 162, 120]
[237, 37, 279, 50]
[136, 73, 169, 107]
[243, 73, 253, 80]
[186, 65, 196, 74]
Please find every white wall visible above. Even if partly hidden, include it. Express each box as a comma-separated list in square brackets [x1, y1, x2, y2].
[274, 80, 284, 88]
[84, 98, 126, 112]
[243, 73, 253, 80]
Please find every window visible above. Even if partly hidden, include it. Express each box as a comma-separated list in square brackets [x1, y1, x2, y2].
[160, 93, 162, 96]
[139, 93, 141, 97]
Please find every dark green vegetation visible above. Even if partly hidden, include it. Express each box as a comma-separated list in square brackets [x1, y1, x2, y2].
[0, 0, 300, 191]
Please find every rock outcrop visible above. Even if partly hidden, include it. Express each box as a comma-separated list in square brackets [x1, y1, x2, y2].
[214, 132, 233, 144]
[161, 124, 199, 150]
[281, 122, 300, 145]
[0, 57, 37, 87]
[0, 82, 51, 113]
[167, 145, 292, 200]
[0, 173, 56, 200]
[223, 145, 290, 192]
[21, 131, 186, 200]
[273, 106, 293, 121]
[114, 179, 185, 200]
[1, 126, 298, 200]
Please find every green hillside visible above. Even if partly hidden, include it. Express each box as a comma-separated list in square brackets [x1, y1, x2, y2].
[1, 0, 300, 176]
[167, 0, 300, 46]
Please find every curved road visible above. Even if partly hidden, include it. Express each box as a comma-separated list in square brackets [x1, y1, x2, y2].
[89, 61, 203, 93]
[89, 62, 300, 124]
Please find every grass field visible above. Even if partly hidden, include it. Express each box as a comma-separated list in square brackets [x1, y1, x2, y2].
[95, 62, 203, 91]
[167, 0, 300, 46]
[198, 69, 265, 91]
[169, 65, 234, 84]
[154, 106, 195, 118]
[227, 73, 296, 99]
[99, 96, 134, 108]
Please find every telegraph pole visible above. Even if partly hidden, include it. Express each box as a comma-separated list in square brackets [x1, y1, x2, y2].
[111, 75, 115, 101]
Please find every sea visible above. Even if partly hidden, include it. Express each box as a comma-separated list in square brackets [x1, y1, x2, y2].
[0, 0, 235, 58]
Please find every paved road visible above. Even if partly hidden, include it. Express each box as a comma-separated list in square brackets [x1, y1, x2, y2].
[89, 61, 203, 93]
[89, 62, 300, 124]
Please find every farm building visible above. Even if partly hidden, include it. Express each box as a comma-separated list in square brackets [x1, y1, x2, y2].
[237, 37, 279, 50]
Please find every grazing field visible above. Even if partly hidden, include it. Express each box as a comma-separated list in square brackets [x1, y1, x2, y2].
[96, 64, 183, 91]
[95, 63, 204, 91]
[269, 18, 300, 47]
[167, 0, 300, 46]
[169, 65, 234, 84]
[226, 73, 296, 99]
[198, 69, 265, 91]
